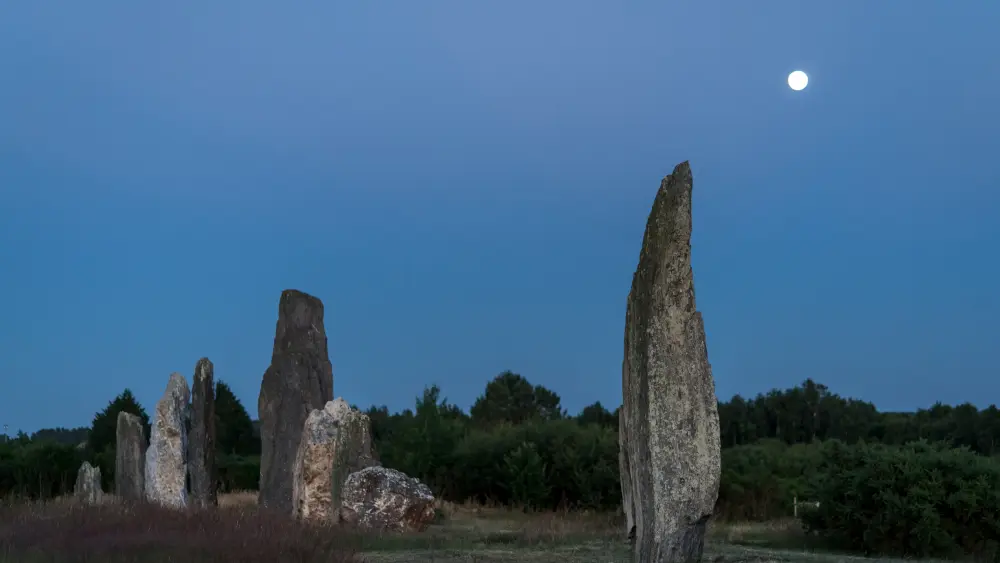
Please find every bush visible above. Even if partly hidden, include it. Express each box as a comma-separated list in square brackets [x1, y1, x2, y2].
[715, 439, 824, 521]
[803, 440, 1000, 559]
[446, 420, 620, 511]
[217, 454, 260, 493]
[0, 498, 360, 563]
[0, 440, 82, 500]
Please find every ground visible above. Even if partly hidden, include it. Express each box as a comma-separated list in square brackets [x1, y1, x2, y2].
[347, 501, 953, 563]
[0, 492, 953, 563]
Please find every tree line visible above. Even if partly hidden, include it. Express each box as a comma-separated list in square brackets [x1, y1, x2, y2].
[2, 372, 1000, 558]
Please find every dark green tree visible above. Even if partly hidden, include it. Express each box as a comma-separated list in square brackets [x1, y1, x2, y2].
[503, 441, 550, 509]
[576, 401, 616, 428]
[391, 385, 467, 497]
[470, 371, 564, 427]
[87, 388, 150, 490]
[87, 389, 150, 456]
[214, 380, 258, 456]
[31, 426, 90, 446]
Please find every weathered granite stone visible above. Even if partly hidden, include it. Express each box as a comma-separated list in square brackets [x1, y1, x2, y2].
[188, 357, 217, 508]
[291, 403, 338, 523]
[339, 466, 435, 533]
[620, 162, 722, 563]
[329, 399, 379, 510]
[145, 372, 190, 509]
[291, 398, 379, 523]
[258, 289, 334, 513]
[115, 411, 146, 501]
[74, 461, 103, 505]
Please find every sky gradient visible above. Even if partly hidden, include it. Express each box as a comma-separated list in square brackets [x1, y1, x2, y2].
[2, 2, 998, 434]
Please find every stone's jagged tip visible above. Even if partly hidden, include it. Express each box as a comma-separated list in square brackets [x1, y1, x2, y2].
[281, 288, 324, 306]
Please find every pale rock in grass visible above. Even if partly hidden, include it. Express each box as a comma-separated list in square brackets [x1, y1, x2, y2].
[74, 461, 103, 505]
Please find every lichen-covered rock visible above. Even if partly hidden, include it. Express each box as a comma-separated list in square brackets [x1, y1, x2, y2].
[327, 398, 379, 509]
[74, 461, 103, 505]
[292, 398, 379, 523]
[291, 402, 338, 523]
[620, 162, 722, 563]
[145, 372, 190, 509]
[339, 466, 435, 533]
[115, 411, 146, 501]
[258, 289, 334, 513]
[189, 357, 217, 508]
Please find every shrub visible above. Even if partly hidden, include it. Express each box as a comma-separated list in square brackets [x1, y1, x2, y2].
[0, 440, 82, 500]
[217, 454, 260, 493]
[715, 439, 824, 521]
[802, 440, 1000, 559]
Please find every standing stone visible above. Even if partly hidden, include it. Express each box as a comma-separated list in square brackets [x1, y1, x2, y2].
[74, 461, 103, 505]
[115, 411, 146, 501]
[291, 398, 378, 523]
[258, 289, 334, 513]
[145, 372, 191, 509]
[188, 357, 217, 508]
[329, 399, 379, 510]
[620, 162, 722, 563]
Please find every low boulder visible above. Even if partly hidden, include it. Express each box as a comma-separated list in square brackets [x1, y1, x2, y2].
[338, 466, 436, 532]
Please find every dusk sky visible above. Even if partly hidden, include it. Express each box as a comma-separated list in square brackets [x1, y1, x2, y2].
[2, 2, 997, 434]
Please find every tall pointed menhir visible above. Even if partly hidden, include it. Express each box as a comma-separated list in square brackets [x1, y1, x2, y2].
[189, 357, 217, 508]
[620, 162, 721, 563]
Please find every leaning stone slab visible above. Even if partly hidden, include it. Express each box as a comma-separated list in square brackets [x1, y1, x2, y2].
[620, 161, 722, 562]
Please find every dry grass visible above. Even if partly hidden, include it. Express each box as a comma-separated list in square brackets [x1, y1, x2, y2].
[708, 518, 812, 548]
[219, 490, 258, 508]
[0, 496, 361, 563]
[2, 494, 912, 563]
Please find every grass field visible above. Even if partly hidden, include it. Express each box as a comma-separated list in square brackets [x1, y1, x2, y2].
[0, 492, 951, 563]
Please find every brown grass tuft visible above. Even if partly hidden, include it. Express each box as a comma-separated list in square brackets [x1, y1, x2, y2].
[219, 489, 258, 508]
[0, 497, 361, 563]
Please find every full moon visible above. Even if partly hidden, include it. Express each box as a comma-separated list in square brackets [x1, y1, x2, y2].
[788, 70, 809, 91]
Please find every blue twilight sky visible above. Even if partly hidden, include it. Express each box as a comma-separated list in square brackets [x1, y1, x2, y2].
[1, 2, 998, 434]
